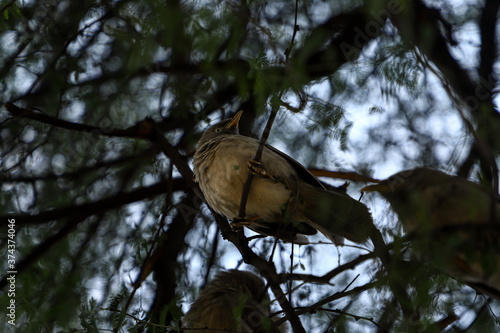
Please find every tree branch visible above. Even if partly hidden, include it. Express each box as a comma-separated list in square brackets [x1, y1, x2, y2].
[479, 1, 500, 92]
[3, 178, 186, 226]
[211, 209, 306, 333]
[5, 103, 153, 139]
[280, 252, 376, 284]
[308, 169, 380, 184]
[1, 148, 155, 183]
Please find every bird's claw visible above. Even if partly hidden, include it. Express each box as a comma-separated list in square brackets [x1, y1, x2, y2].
[246, 159, 275, 180]
[230, 216, 262, 231]
[230, 220, 250, 231]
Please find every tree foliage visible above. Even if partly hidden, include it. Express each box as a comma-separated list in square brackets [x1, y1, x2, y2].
[1, 0, 499, 332]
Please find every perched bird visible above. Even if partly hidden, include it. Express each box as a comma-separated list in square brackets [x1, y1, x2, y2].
[183, 270, 284, 332]
[362, 167, 500, 299]
[193, 111, 375, 244]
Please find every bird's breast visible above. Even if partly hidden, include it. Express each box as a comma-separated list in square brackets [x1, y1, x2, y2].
[194, 137, 293, 219]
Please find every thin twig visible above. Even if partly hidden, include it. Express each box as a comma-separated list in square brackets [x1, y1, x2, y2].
[5, 103, 153, 139]
[236, 0, 301, 220]
[272, 280, 380, 328]
[1, 149, 155, 183]
[308, 168, 380, 183]
[101, 307, 172, 330]
[280, 252, 375, 284]
[203, 226, 220, 287]
[320, 307, 388, 332]
[412, 47, 499, 192]
[115, 202, 165, 332]
[237, 108, 279, 219]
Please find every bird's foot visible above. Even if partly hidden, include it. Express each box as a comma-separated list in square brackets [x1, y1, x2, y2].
[230, 216, 261, 231]
[230, 220, 249, 231]
[246, 159, 275, 180]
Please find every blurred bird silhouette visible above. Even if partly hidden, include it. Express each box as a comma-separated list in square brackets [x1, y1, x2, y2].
[193, 111, 375, 245]
[362, 167, 500, 299]
[183, 270, 284, 332]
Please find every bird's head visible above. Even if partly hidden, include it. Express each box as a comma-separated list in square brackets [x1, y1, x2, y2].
[361, 167, 444, 199]
[198, 110, 243, 147]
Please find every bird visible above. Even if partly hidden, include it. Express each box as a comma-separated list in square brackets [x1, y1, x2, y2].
[362, 167, 500, 299]
[193, 110, 375, 245]
[183, 270, 285, 332]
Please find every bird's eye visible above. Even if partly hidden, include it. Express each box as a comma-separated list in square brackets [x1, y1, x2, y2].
[215, 128, 221, 133]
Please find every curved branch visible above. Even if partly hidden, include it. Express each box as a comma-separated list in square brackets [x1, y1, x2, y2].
[3, 178, 186, 226]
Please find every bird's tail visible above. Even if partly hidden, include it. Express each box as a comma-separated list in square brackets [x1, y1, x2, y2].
[303, 185, 375, 244]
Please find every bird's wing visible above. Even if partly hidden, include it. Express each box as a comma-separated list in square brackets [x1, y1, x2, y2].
[263, 143, 375, 244]
[302, 184, 374, 244]
[264, 144, 326, 189]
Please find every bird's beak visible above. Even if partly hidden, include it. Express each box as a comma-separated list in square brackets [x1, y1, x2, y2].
[225, 110, 243, 130]
[361, 182, 390, 193]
